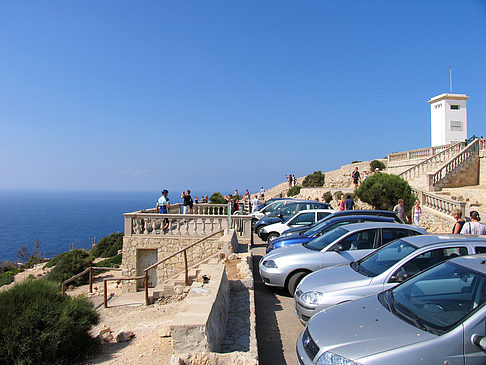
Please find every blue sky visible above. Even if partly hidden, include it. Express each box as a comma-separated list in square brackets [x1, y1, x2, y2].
[1, 1, 485, 194]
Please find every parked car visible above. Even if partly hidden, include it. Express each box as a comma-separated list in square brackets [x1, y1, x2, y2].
[259, 209, 336, 243]
[297, 253, 486, 365]
[256, 197, 290, 211]
[279, 210, 404, 239]
[253, 201, 331, 237]
[266, 214, 398, 253]
[259, 222, 427, 295]
[295, 234, 486, 324]
[250, 199, 295, 224]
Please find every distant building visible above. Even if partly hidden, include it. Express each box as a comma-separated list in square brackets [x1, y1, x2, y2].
[428, 93, 469, 146]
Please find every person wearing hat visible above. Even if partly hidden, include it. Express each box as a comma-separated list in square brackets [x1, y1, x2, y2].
[156, 190, 170, 231]
[462, 211, 486, 235]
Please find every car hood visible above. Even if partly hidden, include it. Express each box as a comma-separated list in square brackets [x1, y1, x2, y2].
[260, 216, 284, 225]
[306, 295, 435, 361]
[273, 236, 312, 247]
[297, 264, 372, 294]
[264, 242, 311, 261]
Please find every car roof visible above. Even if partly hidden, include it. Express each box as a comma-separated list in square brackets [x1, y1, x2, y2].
[327, 214, 395, 222]
[448, 252, 486, 273]
[340, 222, 426, 232]
[399, 234, 486, 249]
[297, 209, 337, 214]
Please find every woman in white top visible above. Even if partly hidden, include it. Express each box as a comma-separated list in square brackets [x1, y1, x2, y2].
[462, 211, 486, 235]
[411, 200, 424, 226]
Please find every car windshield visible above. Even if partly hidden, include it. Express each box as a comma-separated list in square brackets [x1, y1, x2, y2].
[354, 239, 417, 277]
[381, 261, 486, 335]
[269, 203, 298, 218]
[304, 227, 348, 251]
[263, 201, 285, 214]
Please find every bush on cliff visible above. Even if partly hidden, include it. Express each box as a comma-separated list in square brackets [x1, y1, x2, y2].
[287, 185, 302, 197]
[0, 279, 99, 364]
[209, 192, 227, 204]
[96, 253, 122, 268]
[302, 171, 325, 187]
[370, 159, 386, 171]
[322, 191, 333, 203]
[90, 232, 123, 258]
[355, 173, 415, 212]
[47, 249, 94, 286]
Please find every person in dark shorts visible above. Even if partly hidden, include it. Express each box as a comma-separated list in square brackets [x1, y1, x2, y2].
[351, 167, 361, 189]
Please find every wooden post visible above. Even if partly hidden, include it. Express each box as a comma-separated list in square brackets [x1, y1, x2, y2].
[103, 280, 108, 308]
[144, 273, 149, 306]
[62, 283, 65, 295]
[89, 267, 93, 293]
[183, 249, 189, 286]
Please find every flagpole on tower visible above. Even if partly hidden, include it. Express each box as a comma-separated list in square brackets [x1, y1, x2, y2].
[449, 66, 453, 93]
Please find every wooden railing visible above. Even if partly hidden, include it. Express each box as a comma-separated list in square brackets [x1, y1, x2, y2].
[412, 188, 466, 218]
[103, 275, 146, 308]
[388, 143, 454, 162]
[398, 142, 464, 182]
[427, 139, 480, 190]
[61, 266, 122, 295]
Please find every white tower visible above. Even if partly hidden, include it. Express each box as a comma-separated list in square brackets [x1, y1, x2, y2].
[428, 93, 469, 146]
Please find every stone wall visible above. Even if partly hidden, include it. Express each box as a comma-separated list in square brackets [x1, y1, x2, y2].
[122, 233, 224, 293]
[480, 151, 486, 186]
[439, 155, 479, 189]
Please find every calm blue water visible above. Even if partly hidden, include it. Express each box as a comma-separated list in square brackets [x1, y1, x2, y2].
[0, 190, 211, 262]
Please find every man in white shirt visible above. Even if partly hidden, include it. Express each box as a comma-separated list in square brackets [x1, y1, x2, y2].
[251, 196, 260, 213]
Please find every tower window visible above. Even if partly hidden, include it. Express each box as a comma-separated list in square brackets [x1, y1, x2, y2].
[450, 121, 463, 131]
[450, 105, 460, 110]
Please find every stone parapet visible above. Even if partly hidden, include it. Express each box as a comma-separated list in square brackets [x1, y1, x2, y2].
[480, 150, 486, 186]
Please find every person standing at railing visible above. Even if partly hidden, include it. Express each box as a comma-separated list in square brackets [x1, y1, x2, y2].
[462, 211, 486, 235]
[181, 190, 194, 214]
[156, 190, 170, 231]
[451, 208, 466, 233]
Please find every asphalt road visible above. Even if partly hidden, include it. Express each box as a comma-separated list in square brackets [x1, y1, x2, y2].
[252, 235, 303, 365]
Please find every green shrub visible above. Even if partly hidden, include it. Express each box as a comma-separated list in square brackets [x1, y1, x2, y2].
[90, 232, 123, 258]
[209, 192, 227, 204]
[287, 185, 302, 197]
[322, 191, 333, 203]
[0, 272, 14, 287]
[96, 254, 122, 268]
[352, 160, 362, 164]
[44, 251, 71, 269]
[333, 190, 344, 201]
[302, 171, 325, 187]
[355, 173, 415, 211]
[0, 261, 17, 274]
[370, 160, 386, 171]
[47, 249, 94, 286]
[0, 279, 99, 364]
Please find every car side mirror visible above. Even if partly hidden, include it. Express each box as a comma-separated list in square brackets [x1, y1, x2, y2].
[391, 271, 408, 283]
[472, 334, 486, 351]
[333, 244, 344, 252]
[278, 213, 283, 219]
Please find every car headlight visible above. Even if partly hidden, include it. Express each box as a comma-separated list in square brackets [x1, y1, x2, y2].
[262, 260, 278, 269]
[317, 351, 362, 365]
[300, 291, 323, 305]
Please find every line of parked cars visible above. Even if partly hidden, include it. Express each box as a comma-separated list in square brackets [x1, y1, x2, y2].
[254, 205, 486, 364]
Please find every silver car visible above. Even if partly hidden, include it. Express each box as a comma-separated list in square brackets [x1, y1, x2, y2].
[297, 254, 486, 365]
[295, 234, 486, 324]
[258, 222, 427, 294]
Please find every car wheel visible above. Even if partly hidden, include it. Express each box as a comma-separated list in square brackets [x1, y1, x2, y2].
[255, 225, 264, 237]
[287, 271, 309, 296]
[267, 232, 280, 243]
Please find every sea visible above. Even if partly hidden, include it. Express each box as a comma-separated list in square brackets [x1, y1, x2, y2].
[0, 189, 213, 262]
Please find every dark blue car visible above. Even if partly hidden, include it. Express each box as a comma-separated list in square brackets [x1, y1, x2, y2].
[265, 214, 398, 253]
[253, 201, 331, 237]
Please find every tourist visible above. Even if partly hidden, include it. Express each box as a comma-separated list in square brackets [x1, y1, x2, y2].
[181, 190, 193, 214]
[462, 211, 486, 235]
[451, 208, 466, 233]
[393, 199, 409, 223]
[234, 189, 239, 200]
[362, 170, 368, 181]
[260, 187, 265, 199]
[156, 190, 170, 231]
[351, 167, 361, 189]
[375, 168, 380, 174]
[245, 189, 250, 200]
[344, 194, 354, 210]
[411, 200, 424, 226]
[251, 195, 260, 213]
[203, 195, 209, 203]
[292, 175, 296, 187]
[286, 175, 291, 188]
[194, 196, 199, 204]
[338, 195, 346, 211]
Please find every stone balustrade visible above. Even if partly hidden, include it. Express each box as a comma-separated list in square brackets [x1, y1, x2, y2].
[388, 143, 455, 162]
[412, 188, 466, 219]
[428, 139, 480, 191]
[399, 142, 464, 182]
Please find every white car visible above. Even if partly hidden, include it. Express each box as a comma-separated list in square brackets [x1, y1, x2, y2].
[259, 209, 336, 243]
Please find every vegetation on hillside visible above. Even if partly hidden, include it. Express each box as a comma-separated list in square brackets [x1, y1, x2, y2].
[90, 232, 123, 258]
[370, 159, 386, 171]
[0, 279, 99, 364]
[209, 192, 227, 204]
[355, 173, 415, 212]
[47, 249, 94, 286]
[302, 171, 325, 187]
[287, 185, 302, 197]
[0, 240, 45, 288]
[322, 191, 333, 203]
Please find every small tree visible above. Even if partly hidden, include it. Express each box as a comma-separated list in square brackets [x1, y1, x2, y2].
[322, 191, 333, 203]
[90, 232, 123, 258]
[209, 192, 227, 204]
[302, 171, 325, 187]
[355, 173, 415, 212]
[370, 160, 386, 171]
[287, 185, 302, 197]
[47, 249, 94, 286]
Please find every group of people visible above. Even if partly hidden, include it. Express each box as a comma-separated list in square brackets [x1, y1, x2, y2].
[351, 167, 376, 189]
[337, 194, 355, 211]
[393, 199, 427, 226]
[452, 209, 486, 234]
[286, 175, 296, 188]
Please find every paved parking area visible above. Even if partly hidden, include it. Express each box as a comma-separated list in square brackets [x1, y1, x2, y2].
[252, 236, 303, 365]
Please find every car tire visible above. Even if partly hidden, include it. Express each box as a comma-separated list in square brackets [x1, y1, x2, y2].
[287, 271, 309, 296]
[267, 232, 280, 243]
[255, 225, 264, 237]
